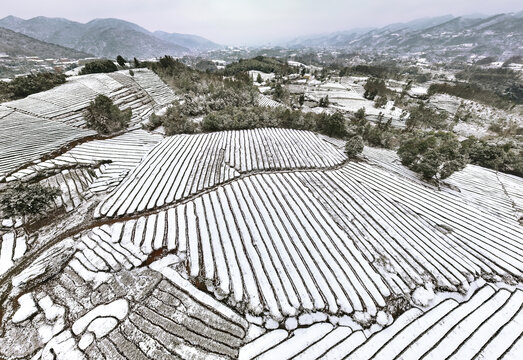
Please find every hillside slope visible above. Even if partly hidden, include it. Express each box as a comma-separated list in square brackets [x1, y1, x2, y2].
[0, 26, 91, 58]
[0, 16, 219, 58]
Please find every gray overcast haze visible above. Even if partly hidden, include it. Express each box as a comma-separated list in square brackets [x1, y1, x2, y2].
[1, 0, 522, 45]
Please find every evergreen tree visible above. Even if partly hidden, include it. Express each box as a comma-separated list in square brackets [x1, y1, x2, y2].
[116, 55, 126, 68]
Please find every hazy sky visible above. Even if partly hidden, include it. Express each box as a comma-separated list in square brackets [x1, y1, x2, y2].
[1, 0, 521, 44]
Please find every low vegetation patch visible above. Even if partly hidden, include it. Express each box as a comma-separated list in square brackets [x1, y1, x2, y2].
[224, 56, 292, 76]
[0, 72, 66, 100]
[80, 59, 118, 75]
[84, 94, 131, 134]
[461, 137, 522, 177]
[428, 82, 512, 110]
[0, 182, 61, 227]
[398, 131, 466, 181]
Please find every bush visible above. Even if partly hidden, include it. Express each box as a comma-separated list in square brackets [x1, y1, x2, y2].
[84, 95, 131, 134]
[364, 78, 387, 100]
[460, 137, 522, 176]
[374, 95, 387, 108]
[0, 182, 61, 224]
[398, 131, 466, 180]
[116, 55, 126, 68]
[1, 72, 66, 100]
[154, 105, 197, 136]
[428, 82, 512, 109]
[318, 96, 330, 107]
[80, 60, 118, 75]
[200, 106, 345, 138]
[317, 112, 346, 138]
[345, 136, 364, 158]
[406, 102, 448, 130]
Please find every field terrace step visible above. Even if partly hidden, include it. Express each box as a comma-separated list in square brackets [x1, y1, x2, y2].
[338, 162, 523, 281]
[238, 284, 522, 360]
[2, 69, 175, 130]
[1, 248, 249, 360]
[95, 128, 346, 218]
[6, 130, 164, 193]
[0, 111, 96, 181]
[257, 94, 285, 108]
[363, 146, 523, 224]
[88, 161, 522, 327]
[131, 69, 178, 106]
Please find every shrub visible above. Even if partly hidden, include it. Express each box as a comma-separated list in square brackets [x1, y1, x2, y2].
[84, 95, 131, 134]
[319, 95, 330, 107]
[2, 72, 66, 100]
[156, 105, 196, 136]
[406, 102, 448, 130]
[374, 95, 387, 108]
[345, 136, 364, 158]
[364, 78, 387, 100]
[116, 55, 126, 68]
[460, 137, 522, 176]
[316, 112, 346, 138]
[80, 59, 118, 75]
[0, 182, 61, 225]
[398, 131, 466, 181]
[200, 106, 345, 138]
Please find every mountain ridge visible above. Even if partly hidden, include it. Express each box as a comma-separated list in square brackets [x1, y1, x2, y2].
[282, 12, 523, 59]
[0, 16, 221, 59]
[0, 26, 92, 59]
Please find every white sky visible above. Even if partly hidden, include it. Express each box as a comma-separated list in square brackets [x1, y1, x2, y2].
[1, 0, 521, 45]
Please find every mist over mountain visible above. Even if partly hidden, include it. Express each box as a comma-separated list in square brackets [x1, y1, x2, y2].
[283, 12, 523, 59]
[0, 26, 91, 59]
[0, 16, 221, 59]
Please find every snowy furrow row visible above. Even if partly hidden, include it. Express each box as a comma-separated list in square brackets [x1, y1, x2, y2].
[88, 162, 521, 323]
[340, 162, 523, 279]
[131, 69, 177, 106]
[446, 164, 522, 222]
[2, 69, 174, 129]
[257, 94, 284, 108]
[294, 169, 517, 294]
[0, 112, 96, 180]
[89, 172, 390, 321]
[6, 130, 164, 193]
[96, 128, 345, 217]
[240, 284, 522, 360]
[363, 147, 523, 223]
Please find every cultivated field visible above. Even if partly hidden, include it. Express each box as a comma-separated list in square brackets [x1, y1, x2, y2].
[0, 69, 522, 360]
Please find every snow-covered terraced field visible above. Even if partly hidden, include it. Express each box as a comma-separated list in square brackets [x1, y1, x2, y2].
[96, 128, 346, 217]
[240, 284, 522, 360]
[2, 121, 523, 359]
[364, 146, 523, 223]
[446, 164, 523, 222]
[338, 162, 523, 280]
[0, 69, 174, 182]
[84, 159, 522, 325]
[6, 130, 164, 193]
[0, 111, 96, 181]
[2, 69, 175, 129]
[257, 94, 284, 108]
[1, 250, 249, 359]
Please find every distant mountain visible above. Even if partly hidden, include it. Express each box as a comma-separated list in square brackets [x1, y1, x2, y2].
[153, 31, 221, 51]
[284, 13, 523, 59]
[0, 16, 220, 59]
[0, 26, 91, 59]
